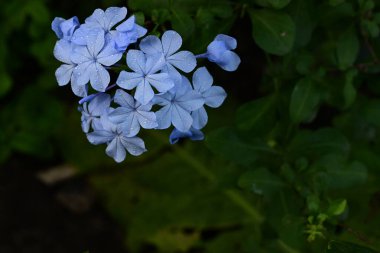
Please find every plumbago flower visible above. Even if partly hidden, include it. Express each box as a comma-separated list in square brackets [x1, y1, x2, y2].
[52, 6, 241, 163]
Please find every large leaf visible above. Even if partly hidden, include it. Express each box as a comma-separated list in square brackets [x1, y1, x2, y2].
[249, 9, 295, 55]
[289, 78, 321, 124]
[336, 26, 359, 70]
[327, 240, 378, 253]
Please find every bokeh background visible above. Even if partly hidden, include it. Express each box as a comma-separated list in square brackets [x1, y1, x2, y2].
[1, 0, 380, 252]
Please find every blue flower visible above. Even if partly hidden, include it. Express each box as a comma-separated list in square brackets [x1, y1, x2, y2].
[206, 34, 241, 71]
[80, 93, 111, 133]
[52, 17, 79, 41]
[116, 50, 174, 105]
[139, 30, 196, 83]
[110, 15, 147, 52]
[71, 29, 123, 92]
[87, 116, 147, 163]
[154, 76, 204, 132]
[108, 89, 158, 137]
[169, 128, 204, 144]
[191, 67, 227, 129]
[53, 39, 88, 97]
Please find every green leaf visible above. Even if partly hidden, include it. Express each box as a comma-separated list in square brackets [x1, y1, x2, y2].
[287, 128, 350, 160]
[326, 199, 347, 216]
[336, 26, 359, 70]
[286, 0, 314, 47]
[236, 95, 276, 135]
[249, 9, 295, 55]
[289, 78, 321, 124]
[171, 10, 195, 40]
[0, 72, 12, 98]
[343, 69, 357, 108]
[206, 127, 278, 166]
[327, 240, 378, 253]
[238, 167, 287, 197]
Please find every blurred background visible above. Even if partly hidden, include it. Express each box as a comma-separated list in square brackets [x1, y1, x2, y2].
[1, 0, 380, 252]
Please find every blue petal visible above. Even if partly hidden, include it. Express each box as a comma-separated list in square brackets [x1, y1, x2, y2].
[127, 50, 146, 73]
[153, 92, 173, 106]
[121, 112, 140, 137]
[192, 67, 213, 93]
[117, 71, 143, 90]
[54, 39, 74, 64]
[116, 15, 135, 32]
[88, 93, 111, 115]
[203, 86, 227, 108]
[218, 51, 241, 72]
[120, 136, 147, 156]
[135, 80, 154, 105]
[171, 104, 193, 132]
[89, 63, 110, 91]
[71, 82, 88, 97]
[86, 29, 105, 56]
[72, 61, 92, 86]
[97, 42, 123, 66]
[60, 17, 80, 40]
[106, 137, 127, 163]
[55, 64, 75, 86]
[139, 35, 163, 55]
[192, 106, 208, 129]
[114, 89, 135, 108]
[215, 34, 237, 49]
[137, 111, 158, 129]
[52, 17, 65, 38]
[104, 7, 128, 30]
[162, 30, 182, 56]
[167, 51, 196, 73]
[71, 26, 91, 46]
[206, 40, 227, 62]
[163, 64, 182, 85]
[87, 130, 115, 145]
[71, 45, 92, 64]
[155, 105, 172, 129]
[146, 53, 166, 74]
[176, 90, 204, 111]
[108, 107, 134, 124]
[146, 73, 174, 93]
[169, 128, 204, 144]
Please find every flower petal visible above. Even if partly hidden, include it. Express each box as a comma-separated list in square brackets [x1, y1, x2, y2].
[55, 64, 74, 86]
[71, 45, 91, 64]
[52, 17, 65, 38]
[146, 73, 174, 93]
[177, 90, 204, 111]
[97, 42, 123, 66]
[203, 86, 227, 108]
[218, 51, 241, 72]
[137, 111, 158, 129]
[88, 93, 111, 115]
[167, 51, 196, 73]
[117, 71, 143, 90]
[139, 35, 163, 55]
[215, 34, 237, 49]
[87, 130, 115, 145]
[114, 89, 135, 108]
[155, 105, 172, 129]
[72, 61, 92, 86]
[126, 49, 146, 73]
[108, 107, 134, 124]
[192, 107, 208, 129]
[86, 29, 105, 56]
[71, 82, 88, 97]
[171, 104, 193, 132]
[192, 67, 213, 93]
[106, 137, 127, 163]
[120, 136, 147, 156]
[116, 15, 135, 32]
[145, 54, 166, 74]
[162, 30, 182, 56]
[104, 7, 128, 30]
[135, 80, 154, 105]
[54, 39, 74, 64]
[89, 63, 110, 91]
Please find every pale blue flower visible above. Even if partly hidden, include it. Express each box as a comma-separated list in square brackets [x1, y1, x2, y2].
[71, 29, 123, 92]
[139, 30, 196, 83]
[154, 76, 204, 132]
[52, 17, 79, 41]
[108, 89, 158, 137]
[191, 67, 227, 129]
[206, 34, 241, 71]
[116, 50, 174, 105]
[169, 128, 204, 144]
[110, 15, 147, 52]
[87, 116, 147, 163]
[80, 93, 111, 133]
[53, 39, 87, 97]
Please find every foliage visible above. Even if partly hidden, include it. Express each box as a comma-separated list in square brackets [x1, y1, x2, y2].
[1, 0, 380, 252]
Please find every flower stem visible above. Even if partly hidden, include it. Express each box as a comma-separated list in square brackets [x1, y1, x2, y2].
[195, 53, 208, 59]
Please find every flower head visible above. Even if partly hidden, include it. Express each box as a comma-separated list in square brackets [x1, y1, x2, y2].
[206, 34, 241, 71]
[80, 93, 111, 133]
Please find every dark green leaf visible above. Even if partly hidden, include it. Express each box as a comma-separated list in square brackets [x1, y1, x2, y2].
[249, 9, 295, 55]
[327, 240, 377, 253]
[336, 26, 359, 70]
[289, 78, 321, 124]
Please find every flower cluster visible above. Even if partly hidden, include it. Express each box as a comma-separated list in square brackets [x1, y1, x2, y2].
[52, 6, 241, 163]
